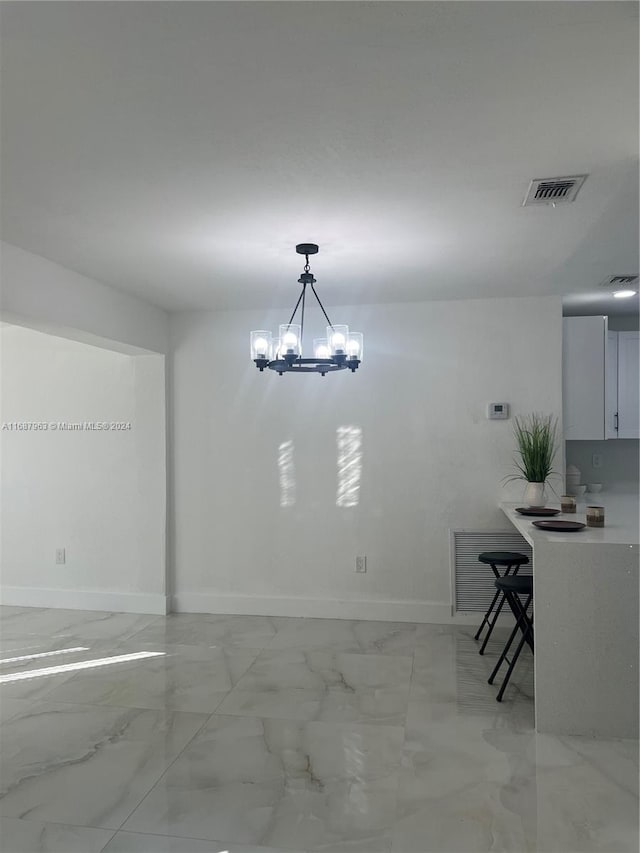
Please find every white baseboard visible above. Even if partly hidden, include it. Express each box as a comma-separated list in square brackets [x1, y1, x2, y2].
[0, 586, 514, 627]
[0, 586, 168, 615]
[171, 592, 453, 623]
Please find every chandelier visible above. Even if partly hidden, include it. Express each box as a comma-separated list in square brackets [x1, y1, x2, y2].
[250, 243, 363, 376]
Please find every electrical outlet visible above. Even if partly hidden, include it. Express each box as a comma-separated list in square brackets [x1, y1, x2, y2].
[55, 548, 66, 565]
[355, 555, 367, 573]
[592, 454, 603, 469]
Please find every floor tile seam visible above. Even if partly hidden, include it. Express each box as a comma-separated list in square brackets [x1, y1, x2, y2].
[0, 697, 220, 718]
[209, 707, 409, 735]
[9, 672, 80, 703]
[118, 615, 166, 643]
[261, 645, 416, 657]
[109, 641, 272, 656]
[16, 695, 237, 715]
[121, 768, 402, 793]
[22, 644, 265, 708]
[209, 706, 407, 728]
[0, 814, 120, 838]
[102, 824, 309, 850]
[97, 828, 119, 852]
[41, 643, 262, 689]
[1, 707, 218, 832]
[231, 646, 264, 681]
[110, 708, 218, 833]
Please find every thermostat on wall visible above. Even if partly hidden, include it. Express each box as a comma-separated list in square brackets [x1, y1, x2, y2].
[487, 402, 510, 420]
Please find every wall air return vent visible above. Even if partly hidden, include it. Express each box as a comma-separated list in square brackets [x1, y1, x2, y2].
[451, 530, 532, 613]
[522, 174, 587, 206]
[598, 274, 639, 289]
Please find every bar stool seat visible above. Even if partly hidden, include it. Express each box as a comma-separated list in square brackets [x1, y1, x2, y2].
[496, 575, 533, 595]
[474, 551, 529, 654]
[488, 574, 534, 702]
[478, 552, 529, 566]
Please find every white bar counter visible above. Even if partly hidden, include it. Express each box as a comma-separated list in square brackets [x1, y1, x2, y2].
[500, 494, 639, 739]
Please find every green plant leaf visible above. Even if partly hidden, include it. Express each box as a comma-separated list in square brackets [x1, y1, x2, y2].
[508, 413, 559, 483]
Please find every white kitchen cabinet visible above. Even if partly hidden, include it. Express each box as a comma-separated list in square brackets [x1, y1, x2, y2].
[615, 331, 639, 439]
[605, 331, 618, 439]
[563, 316, 607, 440]
[564, 318, 639, 441]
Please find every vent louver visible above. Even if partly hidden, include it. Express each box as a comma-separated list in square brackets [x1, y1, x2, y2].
[599, 275, 639, 289]
[452, 531, 532, 613]
[522, 174, 587, 206]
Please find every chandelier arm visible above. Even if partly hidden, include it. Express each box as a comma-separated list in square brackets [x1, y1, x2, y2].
[286, 285, 306, 327]
[300, 282, 307, 347]
[310, 282, 334, 329]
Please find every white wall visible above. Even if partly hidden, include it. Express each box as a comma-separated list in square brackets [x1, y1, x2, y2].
[0, 242, 169, 354]
[170, 295, 563, 621]
[0, 325, 167, 612]
[608, 314, 640, 332]
[566, 439, 639, 491]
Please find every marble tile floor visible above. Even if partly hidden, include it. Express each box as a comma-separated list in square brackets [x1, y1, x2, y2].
[0, 606, 637, 853]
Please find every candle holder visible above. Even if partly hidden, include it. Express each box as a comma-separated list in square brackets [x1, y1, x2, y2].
[586, 505, 605, 527]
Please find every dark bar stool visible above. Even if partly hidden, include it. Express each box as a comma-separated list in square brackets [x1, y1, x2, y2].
[474, 551, 529, 654]
[488, 575, 534, 702]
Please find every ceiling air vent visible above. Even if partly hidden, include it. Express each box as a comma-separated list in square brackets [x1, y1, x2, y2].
[522, 174, 588, 206]
[599, 274, 639, 289]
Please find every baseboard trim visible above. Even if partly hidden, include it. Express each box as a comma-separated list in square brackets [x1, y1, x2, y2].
[171, 592, 454, 623]
[0, 586, 168, 615]
[0, 587, 513, 627]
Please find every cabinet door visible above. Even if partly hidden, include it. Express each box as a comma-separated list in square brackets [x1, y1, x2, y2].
[563, 316, 607, 440]
[617, 332, 639, 439]
[606, 332, 618, 439]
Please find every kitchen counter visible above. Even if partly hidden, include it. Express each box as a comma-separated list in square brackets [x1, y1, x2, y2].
[500, 492, 639, 739]
[500, 493, 639, 546]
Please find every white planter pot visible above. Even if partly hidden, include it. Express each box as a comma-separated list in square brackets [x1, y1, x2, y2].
[524, 482, 546, 507]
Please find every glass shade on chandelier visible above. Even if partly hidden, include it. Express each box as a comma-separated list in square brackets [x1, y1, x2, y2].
[250, 331, 273, 361]
[250, 243, 363, 377]
[279, 324, 302, 357]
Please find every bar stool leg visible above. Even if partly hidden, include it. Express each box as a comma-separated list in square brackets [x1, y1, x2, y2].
[489, 591, 534, 700]
[510, 595, 535, 653]
[488, 593, 521, 685]
[477, 562, 523, 653]
[478, 592, 508, 655]
[496, 629, 529, 702]
[474, 585, 501, 641]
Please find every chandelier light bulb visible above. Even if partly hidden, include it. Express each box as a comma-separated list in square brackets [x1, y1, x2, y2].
[250, 330, 272, 362]
[327, 325, 349, 356]
[314, 338, 330, 359]
[347, 334, 363, 358]
[279, 323, 301, 356]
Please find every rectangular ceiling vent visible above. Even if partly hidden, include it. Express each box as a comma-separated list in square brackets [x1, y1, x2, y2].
[599, 274, 639, 289]
[522, 174, 588, 206]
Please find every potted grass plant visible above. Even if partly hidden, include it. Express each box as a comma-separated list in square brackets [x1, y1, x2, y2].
[507, 413, 559, 507]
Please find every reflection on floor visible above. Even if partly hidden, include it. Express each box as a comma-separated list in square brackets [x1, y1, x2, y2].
[0, 606, 637, 852]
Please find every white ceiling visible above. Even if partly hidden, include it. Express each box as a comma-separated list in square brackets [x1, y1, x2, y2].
[1, 1, 638, 314]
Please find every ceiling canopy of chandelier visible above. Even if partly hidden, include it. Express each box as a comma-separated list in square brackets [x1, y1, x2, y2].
[250, 243, 363, 377]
